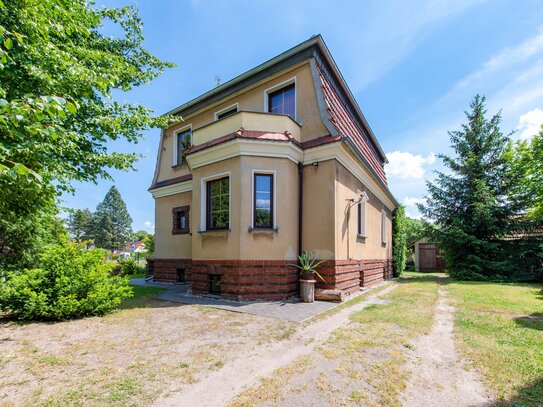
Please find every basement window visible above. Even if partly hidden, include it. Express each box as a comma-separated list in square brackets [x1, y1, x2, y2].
[209, 274, 221, 295]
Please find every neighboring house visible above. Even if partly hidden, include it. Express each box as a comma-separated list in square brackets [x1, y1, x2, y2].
[149, 35, 399, 300]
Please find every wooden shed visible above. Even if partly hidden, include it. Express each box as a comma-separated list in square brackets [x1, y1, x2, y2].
[413, 238, 445, 272]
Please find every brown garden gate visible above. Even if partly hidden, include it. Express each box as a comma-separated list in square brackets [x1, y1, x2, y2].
[419, 243, 445, 272]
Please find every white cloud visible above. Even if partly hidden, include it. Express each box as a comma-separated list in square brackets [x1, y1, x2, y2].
[516, 108, 543, 140]
[403, 196, 425, 207]
[143, 221, 155, 231]
[385, 151, 436, 180]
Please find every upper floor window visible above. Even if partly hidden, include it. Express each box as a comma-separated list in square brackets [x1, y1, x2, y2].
[268, 83, 295, 119]
[215, 103, 238, 121]
[254, 173, 274, 228]
[175, 128, 192, 166]
[206, 177, 230, 230]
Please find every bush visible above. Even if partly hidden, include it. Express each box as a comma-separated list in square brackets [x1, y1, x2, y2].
[117, 257, 145, 276]
[392, 206, 407, 277]
[0, 242, 132, 320]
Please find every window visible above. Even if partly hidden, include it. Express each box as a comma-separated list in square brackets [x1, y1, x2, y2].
[215, 104, 238, 120]
[254, 174, 273, 228]
[209, 274, 221, 295]
[175, 128, 192, 165]
[381, 210, 387, 244]
[172, 206, 190, 235]
[268, 83, 295, 119]
[206, 177, 230, 230]
[357, 192, 369, 237]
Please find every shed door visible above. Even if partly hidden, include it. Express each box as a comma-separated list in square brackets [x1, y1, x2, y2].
[419, 243, 438, 272]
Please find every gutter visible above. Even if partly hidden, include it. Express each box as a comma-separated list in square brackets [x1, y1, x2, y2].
[298, 161, 304, 257]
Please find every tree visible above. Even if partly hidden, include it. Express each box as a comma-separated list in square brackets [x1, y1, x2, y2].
[392, 206, 407, 277]
[0, 0, 175, 268]
[405, 217, 426, 245]
[93, 186, 133, 251]
[418, 95, 521, 280]
[66, 208, 95, 241]
[509, 126, 543, 222]
[142, 233, 155, 256]
[131, 230, 150, 242]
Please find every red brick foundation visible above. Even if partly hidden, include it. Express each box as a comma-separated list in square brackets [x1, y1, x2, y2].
[152, 258, 192, 283]
[152, 258, 393, 300]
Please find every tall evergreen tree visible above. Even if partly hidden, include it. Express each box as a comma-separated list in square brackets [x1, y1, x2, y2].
[93, 186, 133, 251]
[66, 208, 95, 241]
[418, 95, 520, 280]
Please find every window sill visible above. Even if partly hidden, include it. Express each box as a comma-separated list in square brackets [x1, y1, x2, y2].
[356, 234, 367, 240]
[248, 227, 279, 235]
[198, 229, 230, 237]
[171, 162, 188, 169]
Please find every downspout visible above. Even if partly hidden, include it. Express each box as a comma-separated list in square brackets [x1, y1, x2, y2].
[298, 161, 304, 257]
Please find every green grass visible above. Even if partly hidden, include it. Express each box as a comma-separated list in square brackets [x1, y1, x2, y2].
[119, 285, 166, 309]
[448, 279, 543, 405]
[350, 273, 441, 336]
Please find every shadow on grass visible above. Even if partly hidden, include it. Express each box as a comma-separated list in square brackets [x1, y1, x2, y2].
[398, 272, 444, 284]
[494, 377, 543, 407]
[514, 313, 543, 331]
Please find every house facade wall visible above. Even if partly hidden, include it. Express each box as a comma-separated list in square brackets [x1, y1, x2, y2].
[154, 62, 328, 187]
[150, 39, 397, 299]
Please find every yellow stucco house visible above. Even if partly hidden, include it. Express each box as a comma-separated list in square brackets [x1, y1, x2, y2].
[149, 35, 398, 300]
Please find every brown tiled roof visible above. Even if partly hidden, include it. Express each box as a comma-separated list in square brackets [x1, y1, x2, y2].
[302, 134, 342, 149]
[149, 173, 192, 191]
[315, 61, 388, 185]
[185, 128, 300, 155]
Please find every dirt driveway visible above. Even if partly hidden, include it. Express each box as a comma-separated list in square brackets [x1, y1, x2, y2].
[0, 275, 492, 407]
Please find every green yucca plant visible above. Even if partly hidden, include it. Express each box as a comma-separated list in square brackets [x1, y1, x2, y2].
[290, 251, 326, 282]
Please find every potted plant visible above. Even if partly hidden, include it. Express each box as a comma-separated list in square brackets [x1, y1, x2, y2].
[291, 252, 326, 303]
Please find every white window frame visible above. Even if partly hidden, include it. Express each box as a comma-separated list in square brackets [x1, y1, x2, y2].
[381, 209, 387, 244]
[263, 77, 296, 120]
[200, 171, 231, 231]
[172, 124, 192, 166]
[357, 191, 369, 237]
[251, 169, 277, 229]
[214, 103, 239, 121]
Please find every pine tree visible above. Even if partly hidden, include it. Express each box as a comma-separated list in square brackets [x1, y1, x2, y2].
[418, 95, 519, 280]
[66, 208, 95, 241]
[93, 186, 133, 251]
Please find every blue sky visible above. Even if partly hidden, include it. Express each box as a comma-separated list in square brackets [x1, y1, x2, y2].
[61, 0, 543, 230]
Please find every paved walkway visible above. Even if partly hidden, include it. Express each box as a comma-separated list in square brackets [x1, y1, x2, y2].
[131, 278, 339, 323]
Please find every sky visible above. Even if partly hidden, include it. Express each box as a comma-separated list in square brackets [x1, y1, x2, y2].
[61, 0, 543, 230]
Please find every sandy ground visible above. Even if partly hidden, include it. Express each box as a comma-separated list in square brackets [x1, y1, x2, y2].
[401, 281, 491, 407]
[154, 283, 399, 407]
[0, 300, 296, 406]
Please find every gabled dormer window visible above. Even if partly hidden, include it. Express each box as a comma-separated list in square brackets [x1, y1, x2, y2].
[174, 127, 192, 166]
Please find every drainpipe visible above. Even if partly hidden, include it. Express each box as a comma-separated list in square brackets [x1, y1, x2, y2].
[298, 161, 304, 257]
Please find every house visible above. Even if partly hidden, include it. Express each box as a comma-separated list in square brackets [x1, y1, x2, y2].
[148, 35, 399, 300]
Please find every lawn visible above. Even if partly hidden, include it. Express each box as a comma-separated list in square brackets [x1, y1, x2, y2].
[447, 279, 543, 405]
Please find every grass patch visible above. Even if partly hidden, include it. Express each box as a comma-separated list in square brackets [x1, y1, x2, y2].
[350, 273, 440, 336]
[228, 355, 311, 407]
[448, 279, 543, 405]
[119, 285, 166, 309]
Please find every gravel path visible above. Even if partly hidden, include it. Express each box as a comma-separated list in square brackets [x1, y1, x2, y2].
[401, 279, 491, 407]
[153, 283, 398, 407]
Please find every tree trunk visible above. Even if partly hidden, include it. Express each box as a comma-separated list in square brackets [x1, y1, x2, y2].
[299, 279, 315, 303]
[315, 289, 345, 302]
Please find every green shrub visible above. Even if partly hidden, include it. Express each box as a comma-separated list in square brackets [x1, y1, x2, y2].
[392, 206, 407, 277]
[116, 257, 145, 276]
[0, 242, 132, 320]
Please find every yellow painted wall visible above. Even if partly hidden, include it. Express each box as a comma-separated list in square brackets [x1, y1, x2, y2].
[154, 61, 328, 185]
[334, 162, 393, 260]
[302, 160, 336, 259]
[154, 191, 192, 259]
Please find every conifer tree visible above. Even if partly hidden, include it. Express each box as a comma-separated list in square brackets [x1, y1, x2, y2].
[418, 95, 520, 279]
[93, 186, 133, 251]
